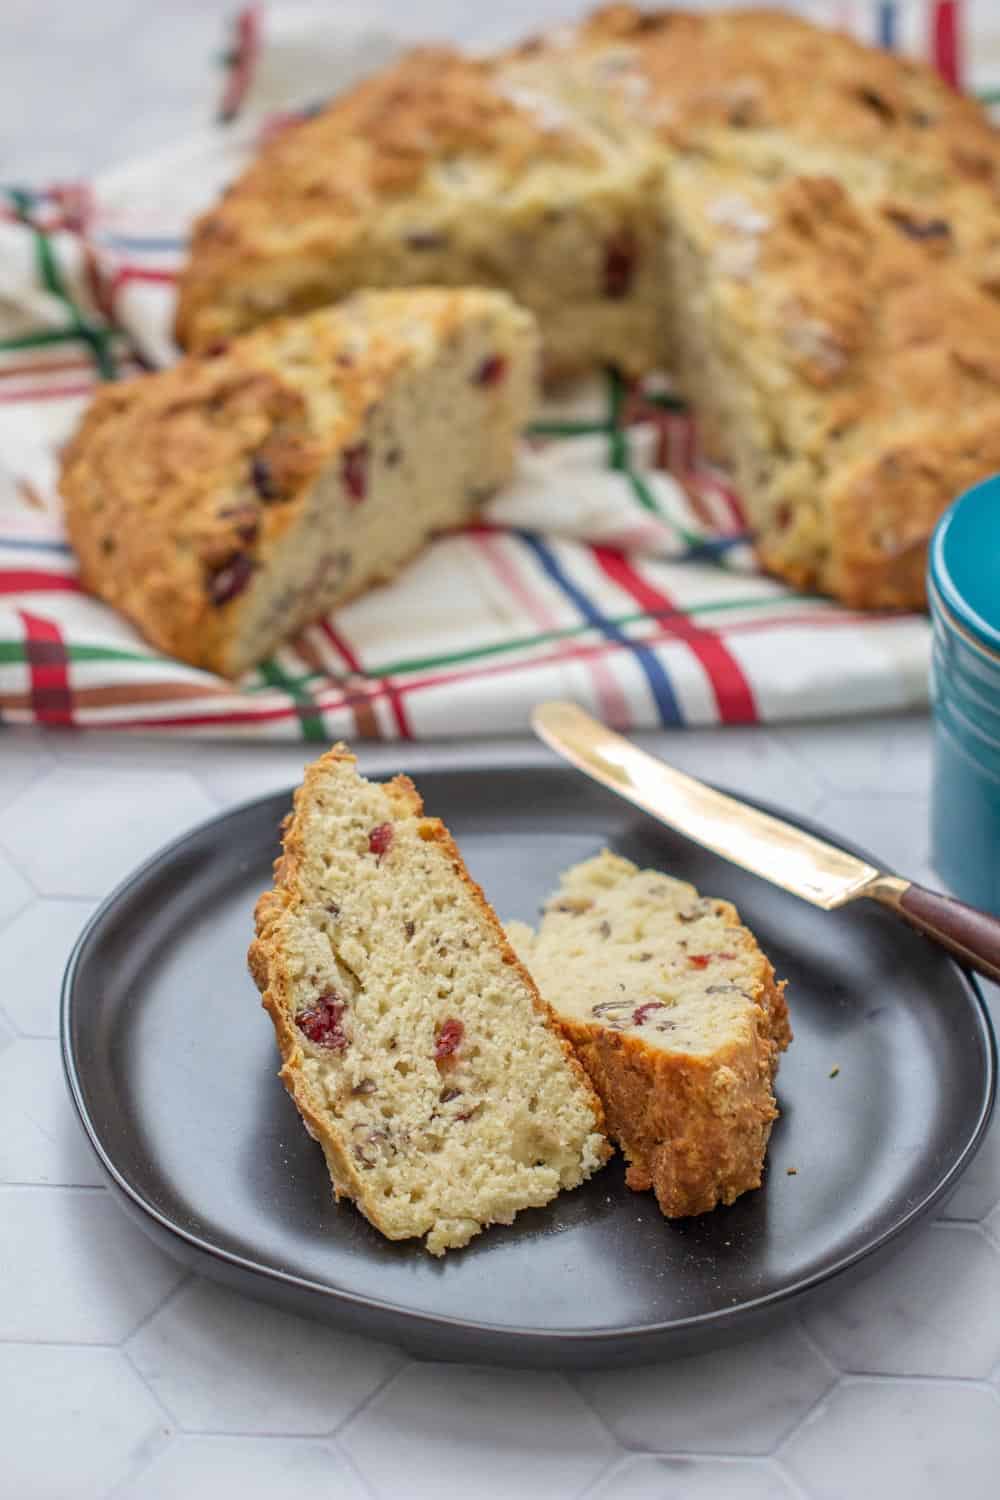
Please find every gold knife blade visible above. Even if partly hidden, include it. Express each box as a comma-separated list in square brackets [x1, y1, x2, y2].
[532, 701, 1000, 985]
[531, 701, 896, 910]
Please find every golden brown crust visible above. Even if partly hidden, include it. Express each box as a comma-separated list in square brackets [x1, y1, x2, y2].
[182, 2, 1000, 335]
[823, 415, 1000, 608]
[579, 925, 788, 1217]
[562, 1029, 768, 1213]
[62, 356, 318, 674]
[531, 8, 1000, 609]
[569, 1, 1000, 226]
[575, 4, 997, 181]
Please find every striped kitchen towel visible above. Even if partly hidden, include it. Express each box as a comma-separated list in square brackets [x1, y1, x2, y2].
[0, 3, 982, 740]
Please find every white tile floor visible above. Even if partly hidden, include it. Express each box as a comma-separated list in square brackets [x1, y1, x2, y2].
[1, 1344, 169, 1500]
[589, 1456, 799, 1500]
[340, 1366, 617, 1500]
[1, 715, 999, 1499]
[801, 1223, 1000, 1378]
[112, 1436, 370, 1500]
[576, 1323, 836, 1457]
[781, 1380, 1000, 1500]
[127, 1281, 403, 1436]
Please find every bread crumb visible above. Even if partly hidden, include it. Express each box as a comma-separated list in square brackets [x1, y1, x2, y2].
[829, 1065, 840, 1078]
[786, 1167, 798, 1176]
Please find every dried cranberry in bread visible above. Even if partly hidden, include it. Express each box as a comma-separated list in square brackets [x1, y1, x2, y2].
[60, 288, 538, 677]
[508, 849, 790, 1217]
[248, 746, 609, 1255]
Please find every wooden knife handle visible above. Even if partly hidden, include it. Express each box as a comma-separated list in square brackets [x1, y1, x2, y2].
[888, 881, 1000, 985]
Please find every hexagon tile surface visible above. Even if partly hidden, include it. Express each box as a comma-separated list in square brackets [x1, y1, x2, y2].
[112, 1435, 370, 1500]
[576, 1324, 835, 1456]
[588, 1455, 799, 1499]
[0, 765, 216, 898]
[3, 716, 1000, 1498]
[0, 844, 32, 927]
[340, 1364, 618, 1500]
[803, 1223, 1000, 1377]
[0, 1345, 170, 1500]
[941, 1118, 1000, 1224]
[0, 1186, 184, 1343]
[126, 1279, 404, 1435]
[0, 897, 97, 1036]
[781, 1380, 1000, 1500]
[0, 734, 55, 813]
[0, 1038, 104, 1185]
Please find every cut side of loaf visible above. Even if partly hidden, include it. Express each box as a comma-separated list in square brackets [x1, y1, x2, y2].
[507, 850, 790, 1218]
[249, 747, 609, 1255]
[60, 288, 538, 677]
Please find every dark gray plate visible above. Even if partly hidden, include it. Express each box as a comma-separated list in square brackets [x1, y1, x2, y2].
[62, 763, 995, 1368]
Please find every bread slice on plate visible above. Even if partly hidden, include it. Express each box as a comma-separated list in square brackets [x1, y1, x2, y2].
[61, 287, 538, 677]
[249, 747, 610, 1255]
[507, 850, 791, 1217]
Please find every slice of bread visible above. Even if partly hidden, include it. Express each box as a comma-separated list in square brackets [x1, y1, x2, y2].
[249, 747, 610, 1255]
[61, 288, 538, 677]
[507, 850, 791, 1217]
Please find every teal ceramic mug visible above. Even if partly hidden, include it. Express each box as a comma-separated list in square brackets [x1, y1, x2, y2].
[929, 477, 1000, 914]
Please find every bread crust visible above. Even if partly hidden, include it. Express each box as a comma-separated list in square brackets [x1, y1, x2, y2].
[248, 745, 609, 1246]
[561, 951, 788, 1216]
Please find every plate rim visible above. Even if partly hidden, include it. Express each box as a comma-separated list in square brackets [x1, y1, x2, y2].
[61, 763, 998, 1354]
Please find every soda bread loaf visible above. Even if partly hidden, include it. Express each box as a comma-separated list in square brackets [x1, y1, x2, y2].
[175, 4, 1000, 608]
[60, 288, 538, 676]
[507, 850, 790, 1217]
[248, 746, 610, 1255]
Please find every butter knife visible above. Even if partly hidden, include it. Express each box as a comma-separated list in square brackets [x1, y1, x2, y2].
[532, 700, 1000, 985]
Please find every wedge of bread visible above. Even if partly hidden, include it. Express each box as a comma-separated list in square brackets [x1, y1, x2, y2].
[508, 850, 790, 1217]
[249, 747, 610, 1255]
[61, 288, 538, 677]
